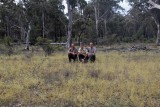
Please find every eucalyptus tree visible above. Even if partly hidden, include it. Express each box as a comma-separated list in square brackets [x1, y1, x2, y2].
[66, 0, 87, 48]
[123, 4, 156, 42]
[128, 0, 160, 45]
[72, 0, 88, 45]
[46, 0, 66, 42]
[66, 0, 75, 48]
[15, 0, 66, 49]
[90, 0, 123, 43]
[0, 0, 17, 38]
[148, 0, 160, 9]
[15, 0, 35, 50]
[148, 0, 160, 45]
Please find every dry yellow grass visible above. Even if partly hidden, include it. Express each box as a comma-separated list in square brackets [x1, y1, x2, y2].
[0, 51, 160, 106]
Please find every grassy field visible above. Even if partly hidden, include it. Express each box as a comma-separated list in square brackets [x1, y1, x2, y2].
[0, 51, 160, 106]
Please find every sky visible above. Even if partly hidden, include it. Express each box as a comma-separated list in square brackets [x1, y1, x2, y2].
[63, 0, 131, 14]
[119, 0, 131, 10]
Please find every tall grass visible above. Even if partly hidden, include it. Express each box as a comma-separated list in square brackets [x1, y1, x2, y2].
[0, 51, 160, 106]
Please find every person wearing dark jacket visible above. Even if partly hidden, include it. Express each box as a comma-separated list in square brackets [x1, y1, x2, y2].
[68, 43, 78, 62]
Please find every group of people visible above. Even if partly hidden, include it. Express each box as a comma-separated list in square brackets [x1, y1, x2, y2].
[68, 42, 96, 63]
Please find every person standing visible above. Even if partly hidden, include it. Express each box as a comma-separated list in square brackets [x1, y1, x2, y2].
[87, 42, 96, 62]
[68, 43, 78, 62]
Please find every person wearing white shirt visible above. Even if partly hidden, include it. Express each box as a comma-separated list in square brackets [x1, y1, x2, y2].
[78, 42, 88, 62]
[87, 42, 96, 62]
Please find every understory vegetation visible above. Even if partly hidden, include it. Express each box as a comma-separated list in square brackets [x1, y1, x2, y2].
[0, 51, 160, 106]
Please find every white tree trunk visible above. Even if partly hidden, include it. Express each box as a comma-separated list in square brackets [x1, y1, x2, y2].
[152, 16, 160, 45]
[96, 20, 99, 38]
[94, 6, 99, 43]
[148, 1, 160, 45]
[66, 0, 73, 48]
[156, 24, 160, 45]
[25, 22, 31, 50]
[148, 0, 160, 9]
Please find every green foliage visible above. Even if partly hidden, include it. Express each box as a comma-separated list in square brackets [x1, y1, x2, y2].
[4, 36, 12, 47]
[0, 0, 159, 46]
[36, 37, 54, 56]
[54, 45, 65, 51]
[36, 36, 51, 45]
[3, 36, 13, 56]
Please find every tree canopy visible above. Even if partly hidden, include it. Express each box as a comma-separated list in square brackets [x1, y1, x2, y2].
[0, 0, 160, 46]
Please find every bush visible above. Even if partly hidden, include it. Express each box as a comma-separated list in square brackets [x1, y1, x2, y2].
[4, 36, 12, 47]
[36, 37, 54, 56]
[122, 37, 134, 43]
[54, 45, 65, 51]
[4, 37, 13, 56]
[98, 34, 120, 45]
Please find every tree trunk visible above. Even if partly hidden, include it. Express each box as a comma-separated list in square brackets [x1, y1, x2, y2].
[5, 25, 7, 37]
[96, 20, 99, 39]
[148, 0, 160, 9]
[148, 0, 160, 45]
[104, 18, 107, 37]
[77, 0, 83, 16]
[42, 11, 45, 38]
[66, 0, 73, 48]
[6, 17, 9, 37]
[152, 16, 160, 45]
[21, 26, 25, 41]
[156, 23, 160, 45]
[94, 6, 99, 44]
[25, 22, 31, 50]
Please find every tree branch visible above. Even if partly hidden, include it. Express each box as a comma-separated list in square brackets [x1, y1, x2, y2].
[148, 0, 160, 9]
[99, 10, 109, 20]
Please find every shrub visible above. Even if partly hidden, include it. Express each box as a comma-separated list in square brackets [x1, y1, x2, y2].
[4, 36, 12, 47]
[4, 36, 13, 56]
[54, 45, 65, 51]
[36, 37, 54, 56]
